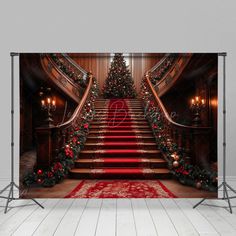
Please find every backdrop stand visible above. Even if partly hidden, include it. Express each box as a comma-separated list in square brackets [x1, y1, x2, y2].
[0, 52, 44, 214]
[193, 52, 236, 213]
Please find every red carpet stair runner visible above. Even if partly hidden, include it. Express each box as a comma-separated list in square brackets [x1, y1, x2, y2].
[69, 99, 170, 179]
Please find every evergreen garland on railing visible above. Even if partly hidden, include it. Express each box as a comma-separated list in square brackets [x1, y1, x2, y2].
[50, 53, 87, 87]
[150, 54, 177, 85]
[23, 80, 99, 187]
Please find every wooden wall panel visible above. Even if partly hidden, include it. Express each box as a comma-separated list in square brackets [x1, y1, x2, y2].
[70, 53, 164, 95]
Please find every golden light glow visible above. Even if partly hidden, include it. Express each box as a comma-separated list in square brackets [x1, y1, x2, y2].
[211, 99, 218, 107]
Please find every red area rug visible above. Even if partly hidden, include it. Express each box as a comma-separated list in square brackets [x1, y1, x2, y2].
[65, 180, 177, 198]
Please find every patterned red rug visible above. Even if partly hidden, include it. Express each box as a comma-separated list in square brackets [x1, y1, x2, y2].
[65, 180, 177, 198]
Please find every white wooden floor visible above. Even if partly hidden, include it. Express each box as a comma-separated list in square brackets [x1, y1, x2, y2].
[0, 196, 236, 236]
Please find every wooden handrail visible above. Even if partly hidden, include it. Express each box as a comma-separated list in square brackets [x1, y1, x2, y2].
[147, 54, 170, 74]
[143, 74, 212, 167]
[62, 53, 87, 75]
[54, 74, 93, 129]
[46, 54, 83, 89]
[148, 53, 192, 97]
[146, 75, 210, 130]
[36, 55, 97, 168]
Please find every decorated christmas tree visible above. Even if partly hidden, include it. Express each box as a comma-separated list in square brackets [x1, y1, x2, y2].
[103, 53, 136, 98]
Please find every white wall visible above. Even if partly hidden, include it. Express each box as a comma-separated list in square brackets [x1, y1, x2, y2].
[0, 0, 236, 189]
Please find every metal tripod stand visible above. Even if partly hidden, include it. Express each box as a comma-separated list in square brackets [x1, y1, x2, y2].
[193, 52, 236, 213]
[0, 53, 44, 214]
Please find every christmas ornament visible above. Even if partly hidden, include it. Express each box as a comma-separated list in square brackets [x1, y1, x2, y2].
[173, 161, 179, 168]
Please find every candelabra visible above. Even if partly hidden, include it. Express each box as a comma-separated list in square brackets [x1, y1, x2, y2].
[41, 96, 56, 127]
[190, 96, 205, 126]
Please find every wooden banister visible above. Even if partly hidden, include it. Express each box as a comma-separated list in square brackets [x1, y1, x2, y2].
[146, 76, 209, 130]
[36, 65, 96, 169]
[148, 53, 192, 97]
[144, 74, 212, 167]
[41, 55, 82, 103]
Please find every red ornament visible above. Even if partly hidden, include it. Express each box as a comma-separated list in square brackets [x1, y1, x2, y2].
[37, 169, 43, 175]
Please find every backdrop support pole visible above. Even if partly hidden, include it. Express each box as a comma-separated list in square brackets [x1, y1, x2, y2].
[193, 52, 236, 213]
[0, 52, 44, 214]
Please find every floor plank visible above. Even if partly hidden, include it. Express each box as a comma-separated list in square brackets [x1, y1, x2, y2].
[95, 199, 116, 236]
[117, 199, 136, 236]
[12, 199, 60, 236]
[0, 199, 31, 226]
[32, 199, 74, 236]
[208, 199, 236, 230]
[145, 199, 178, 236]
[74, 199, 102, 236]
[54, 199, 88, 236]
[0, 200, 44, 235]
[175, 199, 219, 236]
[160, 199, 199, 236]
[1, 198, 236, 236]
[131, 199, 157, 236]
[188, 199, 236, 236]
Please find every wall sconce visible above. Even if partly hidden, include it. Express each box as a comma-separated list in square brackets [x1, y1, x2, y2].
[190, 96, 205, 126]
[40, 91, 56, 127]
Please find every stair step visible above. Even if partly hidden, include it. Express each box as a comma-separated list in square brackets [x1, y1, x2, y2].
[89, 130, 153, 135]
[92, 118, 147, 121]
[95, 108, 143, 110]
[91, 121, 148, 125]
[94, 115, 146, 118]
[69, 168, 170, 179]
[95, 111, 143, 114]
[90, 125, 149, 129]
[74, 158, 167, 168]
[86, 135, 155, 142]
[84, 142, 157, 149]
[79, 149, 161, 158]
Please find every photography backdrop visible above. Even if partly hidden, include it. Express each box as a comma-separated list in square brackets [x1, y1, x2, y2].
[19, 53, 218, 198]
[0, 0, 236, 194]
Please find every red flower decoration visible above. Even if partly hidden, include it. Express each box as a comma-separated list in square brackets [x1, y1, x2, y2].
[65, 145, 73, 158]
[152, 124, 158, 129]
[72, 137, 78, 144]
[84, 123, 89, 129]
[150, 101, 154, 106]
[47, 171, 54, 178]
[53, 162, 63, 171]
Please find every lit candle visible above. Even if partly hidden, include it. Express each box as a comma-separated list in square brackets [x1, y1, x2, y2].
[191, 99, 195, 105]
[195, 96, 199, 102]
[201, 99, 205, 105]
[47, 98, 51, 104]
[52, 100, 56, 106]
[41, 100, 45, 106]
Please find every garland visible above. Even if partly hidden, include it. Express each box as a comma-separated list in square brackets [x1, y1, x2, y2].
[50, 53, 86, 87]
[23, 80, 98, 187]
[142, 82, 217, 191]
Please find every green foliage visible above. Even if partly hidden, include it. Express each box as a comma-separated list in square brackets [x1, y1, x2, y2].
[103, 53, 136, 98]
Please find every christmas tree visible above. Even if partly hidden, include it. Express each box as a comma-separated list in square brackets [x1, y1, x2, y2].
[103, 53, 136, 98]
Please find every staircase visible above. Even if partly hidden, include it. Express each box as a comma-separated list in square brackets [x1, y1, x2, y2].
[70, 98, 170, 179]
